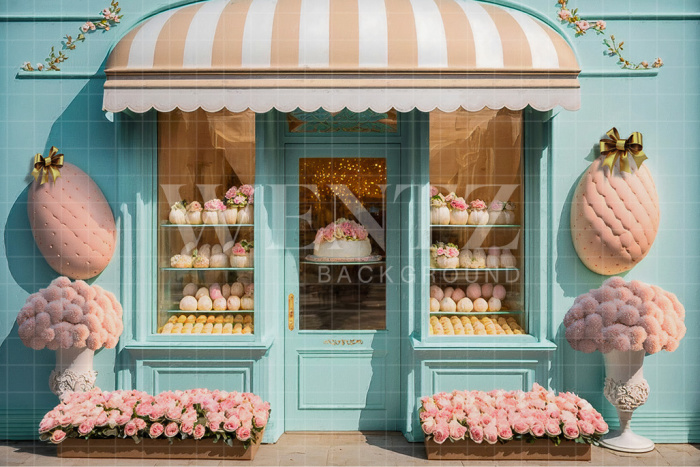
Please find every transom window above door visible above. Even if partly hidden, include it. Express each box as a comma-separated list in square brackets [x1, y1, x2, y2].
[286, 109, 398, 134]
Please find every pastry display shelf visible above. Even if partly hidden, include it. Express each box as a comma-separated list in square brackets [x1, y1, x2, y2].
[430, 224, 520, 229]
[157, 333, 254, 337]
[160, 267, 255, 271]
[165, 309, 254, 313]
[429, 310, 524, 316]
[432, 333, 529, 338]
[160, 223, 254, 228]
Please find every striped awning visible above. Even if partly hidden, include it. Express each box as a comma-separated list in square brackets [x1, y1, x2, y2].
[104, 0, 580, 113]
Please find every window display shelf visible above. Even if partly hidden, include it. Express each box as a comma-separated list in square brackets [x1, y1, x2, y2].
[160, 223, 254, 228]
[165, 309, 254, 313]
[160, 267, 255, 271]
[430, 224, 520, 229]
[429, 311, 523, 316]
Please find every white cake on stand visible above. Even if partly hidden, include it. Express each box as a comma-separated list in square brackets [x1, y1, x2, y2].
[308, 218, 377, 262]
[314, 238, 371, 258]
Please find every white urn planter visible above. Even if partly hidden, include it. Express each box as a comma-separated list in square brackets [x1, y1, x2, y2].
[430, 206, 450, 225]
[223, 207, 238, 224]
[600, 350, 654, 453]
[201, 210, 219, 225]
[49, 347, 97, 401]
[236, 205, 253, 224]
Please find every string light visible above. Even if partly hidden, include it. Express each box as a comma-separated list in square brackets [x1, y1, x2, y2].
[300, 158, 386, 206]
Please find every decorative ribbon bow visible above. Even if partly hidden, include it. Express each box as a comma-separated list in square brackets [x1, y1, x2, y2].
[31, 146, 64, 184]
[599, 128, 647, 174]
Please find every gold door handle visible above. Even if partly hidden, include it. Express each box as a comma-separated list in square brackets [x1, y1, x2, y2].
[288, 293, 294, 331]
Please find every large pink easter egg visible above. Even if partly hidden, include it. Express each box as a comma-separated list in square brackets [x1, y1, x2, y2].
[28, 162, 116, 279]
[570, 157, 659, 275]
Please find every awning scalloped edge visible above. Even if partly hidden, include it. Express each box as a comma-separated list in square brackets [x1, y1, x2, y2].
[103, 88, 580, 114]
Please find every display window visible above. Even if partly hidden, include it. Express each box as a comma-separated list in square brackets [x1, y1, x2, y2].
[428, 109, 525, 336]
[156, 109, 256, 337]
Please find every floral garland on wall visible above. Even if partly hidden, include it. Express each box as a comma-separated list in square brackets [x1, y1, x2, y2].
[557, 0, 663, 70]
[21, 1, 122, 71]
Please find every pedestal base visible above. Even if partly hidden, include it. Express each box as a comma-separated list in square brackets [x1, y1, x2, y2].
[600, 429, 655, 453]
[50, 347, 96, 401]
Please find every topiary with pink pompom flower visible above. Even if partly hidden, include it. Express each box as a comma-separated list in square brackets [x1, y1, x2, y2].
[563, 277, 686, 355]
[564, 277, 686, 453]
[16, 276, 124, 351]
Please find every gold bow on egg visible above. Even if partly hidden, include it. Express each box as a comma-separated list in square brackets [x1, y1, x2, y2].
[600, 128, 647, 173]
[31, 146, 64, 184]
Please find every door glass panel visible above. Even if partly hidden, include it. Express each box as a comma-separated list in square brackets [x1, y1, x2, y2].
[298, 157, 387, 330]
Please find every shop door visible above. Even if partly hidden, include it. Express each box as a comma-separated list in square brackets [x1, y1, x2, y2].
[284, 144, 401, 431]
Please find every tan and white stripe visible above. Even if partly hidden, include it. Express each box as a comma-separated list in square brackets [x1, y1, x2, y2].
[107, 0, 578, 72]
[104, 0, 581, 113]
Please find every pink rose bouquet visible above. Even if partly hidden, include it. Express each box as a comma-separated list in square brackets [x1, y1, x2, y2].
[225, 186, 238, 202]
[420, 384, 607, 446]
[39, 388, 270, 448]
[469, 199, 487, 211]
[564, 277, 686, 354]
[449, 196, 468, 212]
[16, 276, 123, 351]
[203, 199, 226, 212]
[225, 184, 254, 207]
[430, 192, 447, 208]
[186, 201, 202, 212]
[314, 218, 368, 245]
[432, 242, 459, 259]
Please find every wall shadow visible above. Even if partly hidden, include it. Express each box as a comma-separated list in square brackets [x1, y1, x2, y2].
[0, 322, 57, 417]
[551, 146, 610, 404]
[4, 185, 60, 294]
[554, 148, 615, 300]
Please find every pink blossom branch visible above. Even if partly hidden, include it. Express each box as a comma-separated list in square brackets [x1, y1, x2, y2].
[557, 0, 663, 70]
[21, 1, 122, 72]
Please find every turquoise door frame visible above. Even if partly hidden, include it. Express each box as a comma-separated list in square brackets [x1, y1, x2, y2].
[283, 143, 402, 431]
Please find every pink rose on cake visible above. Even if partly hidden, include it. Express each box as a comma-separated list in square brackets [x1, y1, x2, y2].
[312, 218, 373, 259]
[313, 219, 368, 245]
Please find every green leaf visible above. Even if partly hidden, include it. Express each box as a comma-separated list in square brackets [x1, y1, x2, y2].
[131, 435, 141, 444]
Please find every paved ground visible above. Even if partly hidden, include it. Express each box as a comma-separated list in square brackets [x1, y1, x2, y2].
[2, 432, 699, 466]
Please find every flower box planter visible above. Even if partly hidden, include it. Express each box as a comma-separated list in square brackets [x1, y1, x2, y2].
[40, 389, 270, 461]
[57, 432, 263, 460]
[424, 437, 591, 461]
[419, 385, 606, 463]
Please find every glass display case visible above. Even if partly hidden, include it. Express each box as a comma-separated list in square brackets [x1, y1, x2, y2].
[156, 109, 256, 337]
[428, 109, 526, 337]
